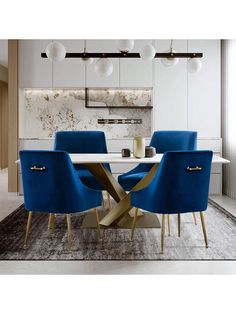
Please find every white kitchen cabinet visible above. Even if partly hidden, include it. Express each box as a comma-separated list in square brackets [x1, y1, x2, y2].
[19, 40, 52, 88]
[153, 40, 188, 130]
[119, 40, 153, 87]
[188, 40, 221, 137]
[53, 40, 85, 87]
[86, 40, 119, 87]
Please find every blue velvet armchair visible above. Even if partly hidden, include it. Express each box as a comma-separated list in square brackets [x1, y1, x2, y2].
[118, 130, 197, 191]
[20, 150, 102, 250]
[130, 150, 213, 253]
[54, 131, 112, 209]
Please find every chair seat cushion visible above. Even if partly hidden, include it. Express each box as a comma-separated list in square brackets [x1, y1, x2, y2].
[76, 170, 104, 190]
[118, 172, 147, 191]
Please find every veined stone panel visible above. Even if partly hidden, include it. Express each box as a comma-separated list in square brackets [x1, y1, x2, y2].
[21, 89, 152, 139]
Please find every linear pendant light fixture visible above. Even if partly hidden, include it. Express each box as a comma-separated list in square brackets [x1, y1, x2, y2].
[43, 40, 203, 77]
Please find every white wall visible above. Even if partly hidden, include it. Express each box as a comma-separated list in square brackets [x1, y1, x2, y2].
[222, 40, 236, 199]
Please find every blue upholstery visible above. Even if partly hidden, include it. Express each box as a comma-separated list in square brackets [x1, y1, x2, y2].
[20, 150, 102, 214]
[118, 130, 197, 191]
[54, 131, 111, 190]
[130, 151, 213, 214]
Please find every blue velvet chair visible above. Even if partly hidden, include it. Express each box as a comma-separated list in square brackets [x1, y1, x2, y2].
[20, 150, 102, 250]
[130, 150, 213, 253]
[118, 130, 198, 234]
[118, 130, 197, 191]
[54, 131, 112, 209]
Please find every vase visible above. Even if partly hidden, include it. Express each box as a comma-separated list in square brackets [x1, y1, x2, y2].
[133, 137, 145, 158]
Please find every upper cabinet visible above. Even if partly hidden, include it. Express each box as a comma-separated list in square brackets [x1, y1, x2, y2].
[119, 40, 153, 88]
[153, 40, 188, 130]
[53, 40, 85, 87]
[86, 40, 119, 87]
[188, 40, 221, 138]
[19, 40, 53, 88]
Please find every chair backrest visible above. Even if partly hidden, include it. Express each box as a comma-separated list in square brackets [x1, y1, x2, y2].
[54, 131, 109, 171]
[134, 151, 213, 214]
[20, 150, 88, 213]
[150, 130, 197, 153]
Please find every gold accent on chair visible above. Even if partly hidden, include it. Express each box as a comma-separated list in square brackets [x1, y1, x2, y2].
[23, 211, 33, 249]
[107, 191, 111, 210]
[200, 211, 208, 248]
[177, 214, 181, 237]
[131, 207, 138, 240]
[66, 214, 72, 252]
[48, 213, 56, 234]
[102, 192, 105, 210]
[94, 208, 102, 239]
[167, 215, 171, 236]
[192, 212, 197, 225]
[161, 214, 165, 254]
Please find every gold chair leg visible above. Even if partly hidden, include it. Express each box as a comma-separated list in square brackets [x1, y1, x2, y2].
[192, 212, 197, 225]
[200, 211, 208, 248]
[167, 214, 171, 236]
[48, 213, 56, 234]
[102, 192, 105, 210]
[107, 191, 111, 210]
[94, 208, 102, 239]
[24, 211, 33, 249]
[161, 214, 165, 254]
[66, 214, 72, 252]
[177, 214, 181, 237]
[131, 207, 138, 240]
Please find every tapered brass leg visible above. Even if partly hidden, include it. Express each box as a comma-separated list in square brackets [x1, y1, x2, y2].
[192, 212, 197, 225]
[167, 214, 171, 236]
[178, 214, 181, 237]
[24, 211, 33, 249]
[48, 213, 56, 234]
[94, 208, 102, 239]
[107, 192, 111, 210]
[66, 214, 72, 252]
[131, 207, 138, 240]
[102, 192, 105, 210]
[200, 211, 208, 248]
[161, 214, 165, 254]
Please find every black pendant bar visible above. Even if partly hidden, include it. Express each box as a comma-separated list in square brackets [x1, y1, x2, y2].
[41, 52, 203, 59]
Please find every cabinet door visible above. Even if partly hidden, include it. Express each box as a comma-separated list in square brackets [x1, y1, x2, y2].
[120, 40, 153, 87]
[86, 40, 119, 87]
[19, 40, 52, 88]
[188, 40, 221, 137]
[153, 40, 188, 130]
[53, 40, 85, 87]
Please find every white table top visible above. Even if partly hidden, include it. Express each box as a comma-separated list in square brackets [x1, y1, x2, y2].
[69, 153, 230, 164]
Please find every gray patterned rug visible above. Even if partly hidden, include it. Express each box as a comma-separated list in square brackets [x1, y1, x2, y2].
[0, 201, 236, 260]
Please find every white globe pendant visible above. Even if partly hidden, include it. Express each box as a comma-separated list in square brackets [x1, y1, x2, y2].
[94, 58, 113, 77]
[116, 39, 134, 53]
[46, 41, 66, 62]
[80, 57, 94, 66]
[187, 58, 202, 73]
[140, 44, 156, 60]
[161, 49, 179, 67]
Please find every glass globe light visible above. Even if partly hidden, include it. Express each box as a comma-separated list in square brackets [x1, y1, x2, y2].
[140, 44, 156, 60]
[187, 58, 202, 73]
[116, 39, 134, 52]
[94, 58, 113, 77]
[80, 57, 94, 66]
[45, 41, 66, 62]
[161, 49, 179, 67]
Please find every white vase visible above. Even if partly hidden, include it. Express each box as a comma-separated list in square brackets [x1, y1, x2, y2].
[133, 137, 145, 158]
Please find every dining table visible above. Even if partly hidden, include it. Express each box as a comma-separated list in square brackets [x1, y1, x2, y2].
[68, 153, 230, 228]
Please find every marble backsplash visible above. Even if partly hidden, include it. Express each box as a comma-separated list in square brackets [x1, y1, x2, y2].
[20, 89, 152, 139]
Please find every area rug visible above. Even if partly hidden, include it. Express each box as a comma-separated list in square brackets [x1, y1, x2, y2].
[0, 201, 236, 260]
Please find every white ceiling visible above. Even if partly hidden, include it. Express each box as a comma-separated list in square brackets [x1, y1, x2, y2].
[0, 40, 8, 68]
